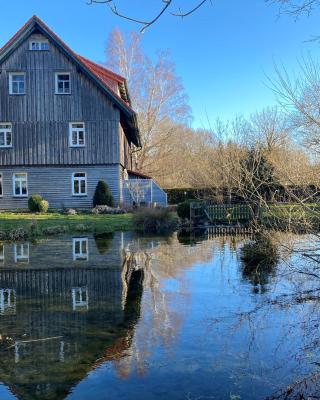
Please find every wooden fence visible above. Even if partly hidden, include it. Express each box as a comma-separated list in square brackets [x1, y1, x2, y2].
[190, 202, 255, 225]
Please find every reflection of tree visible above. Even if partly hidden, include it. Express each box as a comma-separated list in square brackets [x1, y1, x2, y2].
[240, 234, 279, 293]
[94, 232, 114, 255]
[112, 233, 219, 378]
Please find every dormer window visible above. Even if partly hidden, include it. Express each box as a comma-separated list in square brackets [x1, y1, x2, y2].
[55, 72, 71, 94]
[9, 73, 25, 95]
[29, 40, 49, 51]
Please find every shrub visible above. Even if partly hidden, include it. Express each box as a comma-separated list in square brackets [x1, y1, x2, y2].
[240, 233, 279, 269]
[91, 205, 125, 215]
[133, 207, 179, 234]
[39, 200, 49, 213]
[93, 180, 114, 207]
[28, 194, 49, 213]
[177, 200, 194, 220]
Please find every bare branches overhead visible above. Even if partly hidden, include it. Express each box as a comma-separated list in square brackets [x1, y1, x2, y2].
[269, 0, 320, 16]
[87, 0, 210, 32]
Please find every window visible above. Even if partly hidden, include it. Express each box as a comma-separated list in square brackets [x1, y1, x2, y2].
[0, 123, 12, 148]
[13, 173, 27, 197]
[55, 73, 71, 94]
[0, 173, 3, 197]
[73, 238, 89, 261]
[29, 40, 49, 51]
[71, 287, 89, 311]
[0, 289, 16, 315]
[69, 123, 85, 147]
[9, 73, 25, 95]
[72, 172, 86, 196]
[14, 243, 29, 263]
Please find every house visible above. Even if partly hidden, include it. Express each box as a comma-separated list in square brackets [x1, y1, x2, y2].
[0, 16, 167, 209]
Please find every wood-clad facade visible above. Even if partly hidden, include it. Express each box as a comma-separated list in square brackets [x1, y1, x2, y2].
[0, 17, 142, 209]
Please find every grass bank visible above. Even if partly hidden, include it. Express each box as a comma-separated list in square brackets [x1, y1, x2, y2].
[0, 212, 136, 239]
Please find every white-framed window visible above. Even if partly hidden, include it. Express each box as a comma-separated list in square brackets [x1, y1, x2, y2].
[72, 172, 87, 196]
[71, 287, 89, 311]
[9, 73, 25, 95]
[0, 289, 16, 315]
[0, 123, 12, 148]
[29, 40, 49, 51]
[73, 237, 88, 261]
[0, 173, 3, 197]
[14, 243, 29, 263]
[55, 72, 71, 94]
[69, 123, 85, 147]
[13, 173, 28, 197]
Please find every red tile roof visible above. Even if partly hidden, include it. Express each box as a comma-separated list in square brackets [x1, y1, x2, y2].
[77, 55, 130, 103]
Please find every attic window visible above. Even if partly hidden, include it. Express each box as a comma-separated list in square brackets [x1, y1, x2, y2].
[29, 40, 49, 51]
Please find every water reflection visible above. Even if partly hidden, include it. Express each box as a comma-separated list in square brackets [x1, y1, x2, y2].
[240, 236, 279, 294]
[13, 244, 29, 264]
[72, 238, 88, 261]
[93, 232, 114, 255]
[0, 233, 152, 400]
[0, 232, 317, 400]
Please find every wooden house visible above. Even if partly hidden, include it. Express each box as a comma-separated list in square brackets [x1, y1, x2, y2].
[0, 16, 167, 209]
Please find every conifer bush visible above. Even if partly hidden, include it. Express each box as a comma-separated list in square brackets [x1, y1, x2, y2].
[93, 180, 114, 207]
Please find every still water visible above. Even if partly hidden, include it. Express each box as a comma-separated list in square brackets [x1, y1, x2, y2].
[0, 231, 318, 400]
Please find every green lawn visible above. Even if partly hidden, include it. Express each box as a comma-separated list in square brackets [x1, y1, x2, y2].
[264, 203, 320, 220]
[0, 212, 135, 237]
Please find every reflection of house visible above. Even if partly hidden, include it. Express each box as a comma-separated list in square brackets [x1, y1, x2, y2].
[13, 243, 29, 264]
[0, 288, 16, 315]
[0, 232, 129, 269]
[0, 235, 147, 400]
[71, 286, 89, 311]
[72, 237, 89, 261]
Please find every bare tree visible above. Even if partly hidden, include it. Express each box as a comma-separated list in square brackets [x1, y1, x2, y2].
[106, 28, 191, 178]
[271, 57, 320, 155]
[248, 107, 290, 152]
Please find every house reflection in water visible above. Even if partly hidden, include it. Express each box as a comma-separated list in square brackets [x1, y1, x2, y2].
[0, 232, 149, 400]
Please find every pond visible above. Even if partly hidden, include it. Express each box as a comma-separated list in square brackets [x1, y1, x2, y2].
[0, 231, 318, 400]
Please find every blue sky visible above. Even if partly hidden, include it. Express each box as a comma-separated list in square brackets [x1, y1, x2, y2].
[0, 0, 319, 128]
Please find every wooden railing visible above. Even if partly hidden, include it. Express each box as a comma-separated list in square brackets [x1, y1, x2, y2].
[190, 202, 255, 225]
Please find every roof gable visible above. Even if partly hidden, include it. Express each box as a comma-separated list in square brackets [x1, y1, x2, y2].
[0, 16, 140, 146]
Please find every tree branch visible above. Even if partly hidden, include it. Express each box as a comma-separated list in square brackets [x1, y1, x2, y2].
[88, 0, 209, 31]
